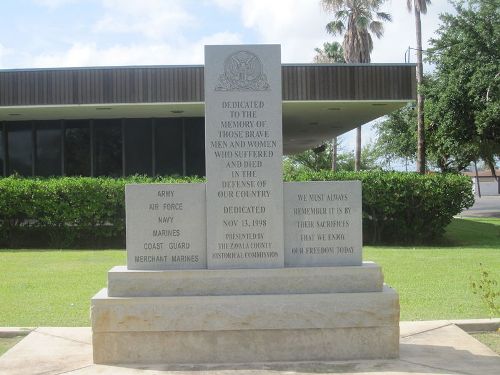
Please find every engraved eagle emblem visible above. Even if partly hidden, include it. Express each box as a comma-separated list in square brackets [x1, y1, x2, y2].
[215, 50, 270, 91]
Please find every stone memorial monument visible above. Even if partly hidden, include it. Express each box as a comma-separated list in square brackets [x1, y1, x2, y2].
[91, 44, 400, 364]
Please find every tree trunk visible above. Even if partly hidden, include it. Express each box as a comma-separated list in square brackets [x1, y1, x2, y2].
[415, 6, 426, 173]
[474, 160, 481, 198]
[355, 126, 361, 171]
[331, 137, 338, 171]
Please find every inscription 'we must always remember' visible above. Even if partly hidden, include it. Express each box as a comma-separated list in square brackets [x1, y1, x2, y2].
[284, 181, 362, 267]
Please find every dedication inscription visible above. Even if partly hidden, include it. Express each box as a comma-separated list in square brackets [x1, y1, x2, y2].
[205, 45, 284, 269]
[284, 181, 362, 267]
[126, 184, 206, 270]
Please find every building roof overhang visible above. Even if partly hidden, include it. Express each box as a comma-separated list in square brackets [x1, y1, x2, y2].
[0, 64, 416, 154]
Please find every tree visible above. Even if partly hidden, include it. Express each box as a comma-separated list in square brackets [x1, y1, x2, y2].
[374, 104, 417, 170]
[284, 144, 333, 172]
[313, 41, 345, 63]
[425, 0, 500, 173]
[337, 143, 381, 171]
[321, 0, 391, 171]
[284, 140, 381, 173]
[407, 0, 431, 174]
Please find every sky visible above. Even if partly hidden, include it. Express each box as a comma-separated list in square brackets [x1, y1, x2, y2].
[0, 0, 456, 153]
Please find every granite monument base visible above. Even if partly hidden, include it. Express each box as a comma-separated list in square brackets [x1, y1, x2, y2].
[91, 263, 399, 364]
[93, 326, 399, 364]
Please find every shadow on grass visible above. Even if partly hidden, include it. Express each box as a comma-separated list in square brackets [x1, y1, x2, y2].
[440, 218, 500, 248]
[367, 218, 500, 250]
[1, 219, 499, 252]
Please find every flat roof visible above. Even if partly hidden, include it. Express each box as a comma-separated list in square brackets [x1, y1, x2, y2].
[0, 64, 416, 154]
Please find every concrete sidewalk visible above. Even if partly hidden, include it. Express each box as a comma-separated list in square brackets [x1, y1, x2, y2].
[459, 195, 500, 218]
[0, 321, 499, 375]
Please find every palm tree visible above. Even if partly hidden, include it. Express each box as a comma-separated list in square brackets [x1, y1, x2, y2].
[321, 0, 391, 171]
[313, 41, 345, 63]
[407, 0, 431, 174]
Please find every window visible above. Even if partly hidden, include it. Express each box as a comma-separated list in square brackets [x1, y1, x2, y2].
[185, 118, 205, 176]
[65, 120, 91, 176]
[7, 122, 32, 176]
[124, 119, 152, 176]
[1, 116, 205, 178]
[94, 119, 122, 177]
[155, 118, 183, 176]
[36, 121, 62, 176]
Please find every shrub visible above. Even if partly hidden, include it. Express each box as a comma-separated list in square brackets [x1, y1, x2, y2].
[0, 171, 473, 247]
[0, 175, 202, 248]
[284, 170, 474, 244]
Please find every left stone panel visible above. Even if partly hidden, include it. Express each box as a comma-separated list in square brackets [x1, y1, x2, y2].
[126, 183, 207, 270]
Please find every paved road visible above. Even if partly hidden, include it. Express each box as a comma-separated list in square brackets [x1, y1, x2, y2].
[460, 195, 500, 218]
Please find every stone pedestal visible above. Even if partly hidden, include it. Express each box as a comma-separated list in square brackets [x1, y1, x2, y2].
[91, 263, 399, 364]
[91, 44, 400, 365]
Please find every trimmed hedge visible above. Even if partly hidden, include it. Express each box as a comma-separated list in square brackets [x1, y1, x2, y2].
[0, 175, 202, 248]
[284, 170, 474, 244]
[0, 172, 473, 247]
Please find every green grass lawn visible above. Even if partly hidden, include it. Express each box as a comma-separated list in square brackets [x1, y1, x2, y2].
[0, 250, 125, 326]
[471, 331, 500, 355]
[0, 337, 24, 356]
[366, 218, 500, 320]
[0, 218, 499, 326]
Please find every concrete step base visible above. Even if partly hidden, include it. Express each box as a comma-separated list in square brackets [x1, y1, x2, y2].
[107, 262, 383, 297]
[91, 285, 399, 364]
[93, 326, 399, 364]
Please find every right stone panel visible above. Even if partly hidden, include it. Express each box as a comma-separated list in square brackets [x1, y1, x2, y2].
[284, 181, 362, 267]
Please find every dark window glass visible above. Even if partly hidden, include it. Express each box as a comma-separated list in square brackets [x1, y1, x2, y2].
[36, 121, 62, 176]
[94, 119, 122, 177]
[155, 118, 183, 176]
[65, 120, 91, 176]
[7, 122, 32, 176]
[124, 119, 152, 176]
[0, 127, 4, 176]
[185, 118, 205, 177]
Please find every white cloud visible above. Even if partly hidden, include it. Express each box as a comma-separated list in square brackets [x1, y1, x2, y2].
[30, 32, 242, 68]
[236, 0, 331, 62]
[0, 44, 4, 66]
[93, 0, 194, 40]
[34, 0, 79, 8]
[0, 43, 12, 68]
[8, 0, 456, 72]
[370, 1, 455, 66]
[212, 0, 455, 64]
[211, 0, 239, 10]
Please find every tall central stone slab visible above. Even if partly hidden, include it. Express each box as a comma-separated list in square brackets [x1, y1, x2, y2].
[204, 45, 284, 269]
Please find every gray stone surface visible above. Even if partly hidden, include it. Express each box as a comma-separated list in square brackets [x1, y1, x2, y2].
[107, 262, 383, 297]
[284, 181, 362, 267]
[2, 322, 500, 374]
[126, 183, 206, 270]
[204, 45, 284, 269]
[400, 322, 500, 375]
[93, 326, 399, 364]
[0, 327, 92, 375]
[91, 286, 398, 332]
[90, 44, 397, 367]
